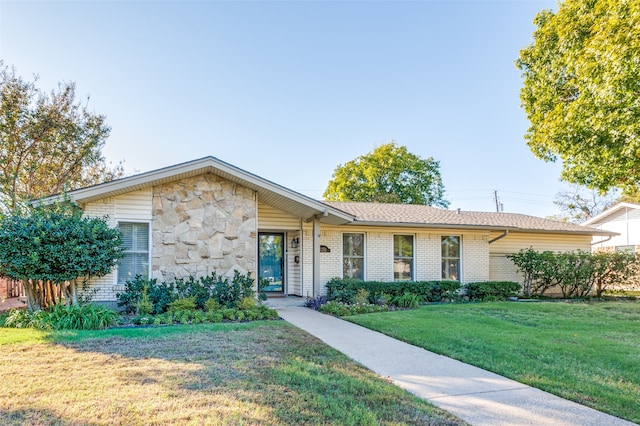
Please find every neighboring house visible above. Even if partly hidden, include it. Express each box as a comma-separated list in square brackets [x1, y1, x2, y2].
[38, 156, 612, 304]
[583, 202, 640, 253]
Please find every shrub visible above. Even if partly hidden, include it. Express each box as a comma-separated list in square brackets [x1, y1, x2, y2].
[4, 304, 118, 330]
[319, 301, 389, 317]
[305, 295, 328, 310]
[117, 271, 257, 314]
[325, 278, 458, 303]
[390, 292, 421, 308]
[204, 298, 220, 312]
[237, 296, 257, 311]
[168, 297, 197, 313]
[353, 289, 370, 305]
[464, 281, 521, 302]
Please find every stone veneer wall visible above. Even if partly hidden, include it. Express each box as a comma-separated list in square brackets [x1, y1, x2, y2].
[151, 174, 257, 282]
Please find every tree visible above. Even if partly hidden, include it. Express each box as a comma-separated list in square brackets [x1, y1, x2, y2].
[553, 184, 618, 223]
[0, 62, 124, 210]
[0, 204, 124, 311]
[516, 0, 640, 193]
[323, 142, 449, 208]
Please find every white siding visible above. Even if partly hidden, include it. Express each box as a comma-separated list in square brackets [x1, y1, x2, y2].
[258, 202, 300, 230]
[488, 232, 592, 283]
[83, 189, 153, 303]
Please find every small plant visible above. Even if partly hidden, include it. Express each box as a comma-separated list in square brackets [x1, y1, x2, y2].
[353, 289, 370, 305]
[168, 297, 197, 313]
[305, 295, 328, 310]
[204, 298, 220, 312]
[136, 284, 154, 315]
[390, 292, 421, 309]
[238, 296, 257, 311]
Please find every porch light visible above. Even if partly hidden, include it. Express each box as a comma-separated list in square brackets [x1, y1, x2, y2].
[290, 237, 299, 248]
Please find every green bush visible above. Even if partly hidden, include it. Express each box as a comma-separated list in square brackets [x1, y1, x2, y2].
[320, 301, 389, 317]
[168, 297, 197, 313]
[325, 278, 460, 303]
[117, 271, 257, 314]
[464, 281, 521, 302]
[390, 292, 421, 308]
[204, 298, 220, 312]
[3, 304, 118, 330]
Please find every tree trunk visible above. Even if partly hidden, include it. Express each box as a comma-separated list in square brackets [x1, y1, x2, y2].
[23, 279, 39, 312]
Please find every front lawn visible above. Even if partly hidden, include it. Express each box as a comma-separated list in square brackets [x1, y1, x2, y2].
[347, 301, 640, 424]
[0, 321, 463, 426]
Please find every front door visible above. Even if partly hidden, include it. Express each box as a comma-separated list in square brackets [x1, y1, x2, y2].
[259, 232, 285, 294]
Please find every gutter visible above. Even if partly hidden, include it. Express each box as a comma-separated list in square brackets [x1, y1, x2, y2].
[488, 230, 509, 244]
[591, 235, 613, 246]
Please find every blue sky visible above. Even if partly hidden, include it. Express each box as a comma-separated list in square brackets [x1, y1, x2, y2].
[0, 0, 565, 217]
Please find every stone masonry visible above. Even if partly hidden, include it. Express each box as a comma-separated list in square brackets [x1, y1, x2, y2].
[151, 174, 257, 282]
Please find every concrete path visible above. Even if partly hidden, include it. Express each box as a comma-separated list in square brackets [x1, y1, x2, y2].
[266, 297, 635, 426]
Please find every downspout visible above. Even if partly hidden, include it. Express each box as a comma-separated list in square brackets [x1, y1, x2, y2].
[489, 230, 509, 244]
[591, 235, 612, 246]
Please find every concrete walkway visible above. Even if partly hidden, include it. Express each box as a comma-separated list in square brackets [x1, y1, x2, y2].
[266, 297, 635, 426]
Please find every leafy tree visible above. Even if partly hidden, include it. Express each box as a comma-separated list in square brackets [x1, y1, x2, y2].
[0, 204, 124, 311]
[553, 184, 618, 223]
[0, 62, 124, 210]
[516, 0, 640, 193]
[323, 142, 449, 208]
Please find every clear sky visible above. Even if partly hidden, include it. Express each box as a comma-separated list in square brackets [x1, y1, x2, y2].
[1, 0, 566, 217]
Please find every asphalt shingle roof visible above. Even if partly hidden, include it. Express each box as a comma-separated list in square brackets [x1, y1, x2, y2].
[322, 201, 612, 235]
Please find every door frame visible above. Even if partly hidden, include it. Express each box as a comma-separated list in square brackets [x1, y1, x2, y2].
[258, 232, 286, 295]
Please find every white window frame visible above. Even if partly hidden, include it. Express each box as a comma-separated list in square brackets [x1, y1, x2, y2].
[116, 220, 152, 285]
[441, 235, 461, 281]
[393, 234, 415, 281]
[343, 232, 366, 280]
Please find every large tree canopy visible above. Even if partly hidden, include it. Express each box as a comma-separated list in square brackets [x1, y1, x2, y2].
[323, 143, 449, 208]
[0, 62, 123, 210]
[516, 0, 640, 193]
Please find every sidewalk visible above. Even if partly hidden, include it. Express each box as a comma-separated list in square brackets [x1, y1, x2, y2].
[266, 297, 635, 426]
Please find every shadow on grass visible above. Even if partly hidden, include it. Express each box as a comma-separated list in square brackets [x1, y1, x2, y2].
[1, 321, 464, 426]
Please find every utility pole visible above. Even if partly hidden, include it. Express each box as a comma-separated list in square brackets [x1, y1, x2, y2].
[494, 190, 500, 212]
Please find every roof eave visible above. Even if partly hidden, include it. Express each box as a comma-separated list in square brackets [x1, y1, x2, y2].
[34, 156, 355, 225]
[346, 221, 617, 236]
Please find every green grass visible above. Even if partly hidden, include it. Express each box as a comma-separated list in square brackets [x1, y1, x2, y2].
[0, 321, 463, 425]
[347, 301, 640, 423]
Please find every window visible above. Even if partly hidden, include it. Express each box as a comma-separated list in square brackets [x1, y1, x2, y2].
[343, 233, 364, 279]
[117, 222, 150, 285]
[394, 235, 414, 281]
[441, 236, 460, 281]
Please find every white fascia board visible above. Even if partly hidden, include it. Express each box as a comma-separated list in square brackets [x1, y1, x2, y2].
[34, 156, 355, 224]
[583, 202, 640, 226]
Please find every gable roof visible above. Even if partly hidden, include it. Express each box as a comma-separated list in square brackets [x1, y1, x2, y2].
[37, 156, 355, 226]
[582, 202, 640, 227]
[323, 201, 613, 235]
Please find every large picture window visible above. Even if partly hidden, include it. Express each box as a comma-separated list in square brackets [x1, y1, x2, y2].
[117, 222, 150, 285]
[343, 233, 364, 279]
[394, 235, 414, 281]
[441, 236, 460, 281]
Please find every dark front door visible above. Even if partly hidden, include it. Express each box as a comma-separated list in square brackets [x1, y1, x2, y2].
[259, 233, 285, 294]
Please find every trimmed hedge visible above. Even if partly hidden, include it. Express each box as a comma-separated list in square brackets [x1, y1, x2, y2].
[326, 278, 521, 304]
[326, 278, 461, 303]
[464, 281, 521, 301]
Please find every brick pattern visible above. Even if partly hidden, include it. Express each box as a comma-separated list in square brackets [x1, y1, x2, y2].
[462, 235, 490, 283]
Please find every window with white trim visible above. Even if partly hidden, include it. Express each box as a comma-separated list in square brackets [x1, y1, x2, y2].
[117, 222, 150, 285]
[394, 235, 414, 281]
[343, 233, 364, 279]
[441, 236, 460, 281]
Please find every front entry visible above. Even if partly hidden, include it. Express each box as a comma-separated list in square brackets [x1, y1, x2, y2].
[258, 232, 285, 294]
